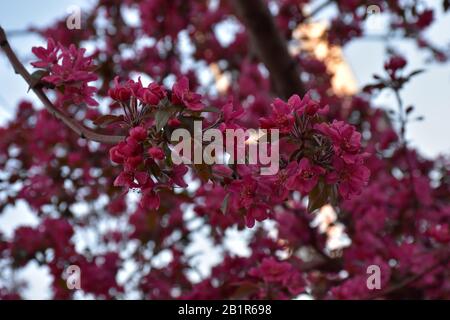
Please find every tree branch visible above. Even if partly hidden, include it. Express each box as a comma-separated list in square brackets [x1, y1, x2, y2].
[370, 249, 450, 299]
[0, 26, 124, 145]
[228, 0, 305, 99]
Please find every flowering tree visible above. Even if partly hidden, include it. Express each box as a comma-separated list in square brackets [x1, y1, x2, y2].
[0, 0, 449, 299]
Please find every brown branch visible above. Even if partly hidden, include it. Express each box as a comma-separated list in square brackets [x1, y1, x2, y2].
[228, 0, 305, 99]
[0, 26, 124, 145]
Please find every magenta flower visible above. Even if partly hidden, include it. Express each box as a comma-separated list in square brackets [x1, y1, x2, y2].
[260, 98, 294, 133]
[140, 189, 160, 210]
[148, 147, 165, 160]
[31, 38, 59, 69]
[249, 257, 292, 283]
[108, 76, 133, 101]
[31, 40, 99, 106]
[326, 156, 370, 199]
[169, 164, 188, 188]
[171, 76, 204, 111]
[138, 82, 166, 105]
[286, 158, 325, 194]
[290, 92, 329, 116]
[129, 126, 147, 142]
[315, 120, 362, 163]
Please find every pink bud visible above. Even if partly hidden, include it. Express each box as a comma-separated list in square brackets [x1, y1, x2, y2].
[148, 147, 165, 160]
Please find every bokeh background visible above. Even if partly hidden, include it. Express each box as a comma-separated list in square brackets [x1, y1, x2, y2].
[1, 0, 449, 298]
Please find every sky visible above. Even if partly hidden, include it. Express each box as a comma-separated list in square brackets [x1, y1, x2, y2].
[0, 0, 449, 299]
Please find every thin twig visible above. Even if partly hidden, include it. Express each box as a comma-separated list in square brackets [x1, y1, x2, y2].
[0, 26, 124, 144]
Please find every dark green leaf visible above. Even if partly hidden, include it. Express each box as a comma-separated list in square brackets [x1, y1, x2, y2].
[307, 182, 330, 212]
[407, 69, 425, 79]
[28, 70, 48, 92]
[202, 106, 221, 113]
[155, 106, 177, 132]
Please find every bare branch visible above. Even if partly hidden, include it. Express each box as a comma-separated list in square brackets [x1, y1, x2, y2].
[0, 26, 124, 145]
[228, 0, 305, 99]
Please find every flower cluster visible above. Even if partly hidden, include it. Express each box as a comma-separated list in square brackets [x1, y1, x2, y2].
[2, 0, 449, 301]
[194, 92, 370, 228]
[108, 77, 202, 210]
[261, 93, 369, 202]
[31, 38, 98, 106]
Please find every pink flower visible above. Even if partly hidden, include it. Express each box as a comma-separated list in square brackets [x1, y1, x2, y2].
[31, 38, 59, 69]
[114, 171, 153, 189]
[427, 224, 450, 243]
[31, 40, 99, 106]
[326, 156, 370, 199]
[290, 93, 329, 116]
[148, 147, 165, 160]
[108, 77, 133, 101]
[171, 77, 204, 111]
[384, 55, 407, 75]
[286, 158, 325, 194]
[11, 227, 44, 259]
[129, 126, 147, 142]
[169, 164, 188, 188]
[109, 143, 126, 164]
[138, 82, 166, 105]
[140, 189, 160, 210]
[416, 9, 434, 29]
[228, 175, 258, 209]
[315, 120, 361, 163]
[245, 205, 270, 228]
[263, 161, 297, 202]
[260, 98, 294, 133]
[108, 77, 145, 102]
[228, 175, 270, 227]
[249, 257, 292, 283]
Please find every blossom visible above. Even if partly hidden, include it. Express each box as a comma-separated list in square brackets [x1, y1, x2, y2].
[315, 120, 362, 163]
[108, 76, 133, 101]
[11, 227, 44, 262]
[148, 146, 165, 160]
[228, 175, 258, 209]
[138, 82, 166, 105]
[249, 257, 292, 283]
[416, 9, 434, 29]
[31, 38, 58, 69]
[169, 164, 188, 188]
[31, 40, 99, 106]
[384, 55, 407, 73]
[326, 156, 370, 199]
[427, 224, 450, 243]
[114, 171, 153, 189]
[260, 98, 294, 133]
[286, 158, 325, 194]
[171, 77, 204, 111]
[290, 93, 329, 116]
[228, 175, 270, 227]
[140, 189, 160, 210]
[129, 126, 147, 142]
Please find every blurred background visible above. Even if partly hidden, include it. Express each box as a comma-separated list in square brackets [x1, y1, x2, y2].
[1, 0, 449, 298]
